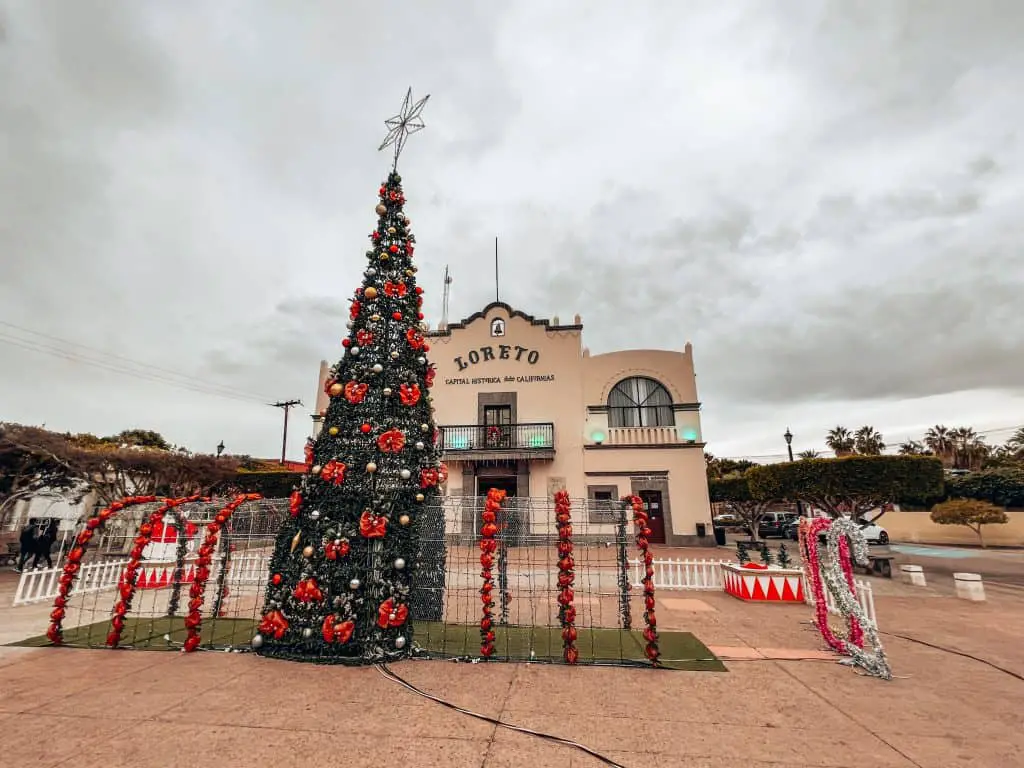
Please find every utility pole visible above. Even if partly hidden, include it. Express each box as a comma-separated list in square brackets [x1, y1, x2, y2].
[494, 236, 500, 302]
[271, 400, 302, 464]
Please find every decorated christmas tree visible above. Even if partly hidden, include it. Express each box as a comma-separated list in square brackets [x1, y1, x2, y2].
[254, 89, 447, 664]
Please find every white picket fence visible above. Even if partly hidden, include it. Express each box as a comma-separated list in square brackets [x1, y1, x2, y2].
[11, 551, 275, 607]
[13, 558, 128, 606]
[630, 557, 878, 626]
[629, 558, 729, 590]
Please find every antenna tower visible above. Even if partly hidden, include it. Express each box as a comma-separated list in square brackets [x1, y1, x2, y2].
[440, 265, 452, 329]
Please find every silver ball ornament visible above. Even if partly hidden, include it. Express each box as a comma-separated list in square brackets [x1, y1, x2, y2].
[390, 350, 400, 359]
[415, 441, 425, 450]
[350, 346, 360, 356]
[251, 634, 264, 649]
[417, 356, 427, 364]
[395, 636, 407, 649]
[399, 468, 411, 480]
[372, 363, 384, 374]
[349, 578, 361, 590]
[310, 510, 320, 520]
[302, 627, 314, 639]
[366, 266, 377, 277]
[382, 387, 393, 396]
[420, 424, 430, 432]
[394, 557, 406, 570]
[346, 321, 354, 330]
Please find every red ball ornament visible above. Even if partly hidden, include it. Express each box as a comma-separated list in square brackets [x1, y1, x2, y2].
[342, 338, 351, 347]
[392, 311, 402, 320]
[361, 423, 372, 433]
[415, 286, 423, 294]
[417, 312, 424, 320]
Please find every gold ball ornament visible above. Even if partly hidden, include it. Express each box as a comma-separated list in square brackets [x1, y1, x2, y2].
[415, 493, 425, 502]
[405, 269, 414, 277]
[375, 203, 387, 215]
[302, 545, 314, 558]
[371, 314, 381, 322]
[399, 514, 411, 527]
[387, 226, 397, 235]
[328, 383, 343, 396]
[364, 286, 378, 299]
[380, 254, 389, 262]
[328, 426, 339, 436]
[366, 462, 378, 473]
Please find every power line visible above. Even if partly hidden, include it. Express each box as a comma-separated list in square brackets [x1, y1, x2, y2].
[0, 326, 277, 406]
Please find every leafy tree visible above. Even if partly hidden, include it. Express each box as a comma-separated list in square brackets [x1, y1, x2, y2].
[898, 440, 929, 456]
[853, 426, 885, 455]
[0, 423, 85, 526]
[797, 450, 821, 460]
[948, 426, 988, 471]
[825, 426, 854, 457]
[930, 499, 1009, 548]
[747, 455, 944, 522]
[705, 454, 758, 479]
[708, 474, 775, 541]
[924, 425, 953, 467]
[947, 468, 1024, 509]
[105, 429, 171, 451]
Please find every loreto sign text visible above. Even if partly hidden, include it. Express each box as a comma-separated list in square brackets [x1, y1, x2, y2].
[444, 374, 556, 386]
[453, 344, 539, 371]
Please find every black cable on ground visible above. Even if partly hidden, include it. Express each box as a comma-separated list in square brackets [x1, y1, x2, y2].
[880, 631, 1024, 682]
[376, 662, 629, 768]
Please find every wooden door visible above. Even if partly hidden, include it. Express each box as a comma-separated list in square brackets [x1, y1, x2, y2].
[638, 490, 666, 544]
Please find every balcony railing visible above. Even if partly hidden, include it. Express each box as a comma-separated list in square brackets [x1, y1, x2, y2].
[439, 423, 555, 453]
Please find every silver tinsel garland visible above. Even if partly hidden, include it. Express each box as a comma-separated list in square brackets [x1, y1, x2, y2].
[820, 517, 892, 680]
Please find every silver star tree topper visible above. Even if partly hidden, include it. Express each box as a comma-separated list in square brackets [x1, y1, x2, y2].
[378, 88, 430, 171]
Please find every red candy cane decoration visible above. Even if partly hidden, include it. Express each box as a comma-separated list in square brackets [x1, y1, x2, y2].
[554, 491, 578, 664]
[46, 495, 160, 646]
[625, 495, 660, 665]
[479, 488, 506, 659]
[183, 493, 262, 653]
[107, 495, 207, 648]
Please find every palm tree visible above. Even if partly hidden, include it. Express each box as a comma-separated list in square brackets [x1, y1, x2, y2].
[949, 426, 988, 471]
[853, 426, 885, 455]
[797, 450, 821, 460]
[924, 425, 954, 467]
[825, 427, 855, 457]
[898, 440, 929, 455]
[1005, 427, 1024, 456]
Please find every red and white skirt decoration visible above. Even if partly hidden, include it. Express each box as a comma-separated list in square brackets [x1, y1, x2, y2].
[134, 560, 197, 590]
[721, 562, 804, 603]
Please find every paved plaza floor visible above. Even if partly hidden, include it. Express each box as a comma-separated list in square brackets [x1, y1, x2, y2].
[2, 553, 1023, 767]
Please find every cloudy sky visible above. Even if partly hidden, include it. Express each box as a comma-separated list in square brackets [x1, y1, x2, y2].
[2, 1, 1023, 463]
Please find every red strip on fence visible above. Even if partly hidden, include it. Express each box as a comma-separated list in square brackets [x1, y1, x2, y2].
[625, 495, 660, 665]
[479, 488, 506, 659]
[554, 490, 578, 664]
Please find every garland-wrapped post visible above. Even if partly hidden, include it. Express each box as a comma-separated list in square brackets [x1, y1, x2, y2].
[165, 508, 194, 618]
[107, 495, 207, 648]
[615, 498, 632, 630]
[46, 495, 159, 646]
[183, 493, 262, 652]
[625, 495, 659, 665]
[209, 525, 233, 619]
[554, 491, 578, 664]
[497, 500, 510, 625]
[479, 488, 505, 659]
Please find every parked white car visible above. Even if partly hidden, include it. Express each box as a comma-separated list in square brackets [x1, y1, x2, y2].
[858, 520, 889, 545]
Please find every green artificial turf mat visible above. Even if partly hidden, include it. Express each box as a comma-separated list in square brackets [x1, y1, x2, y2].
[13, 618, 724, 671]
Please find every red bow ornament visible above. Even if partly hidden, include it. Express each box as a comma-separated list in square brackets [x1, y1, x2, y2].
[359, 510, 387, 538]
[349, 300, 361, 320]
[324, 538, 350, 560]
[419, 467, 439, 489]
[322, 615, 355, 644]
[344, 381, 368, 404]
[405, 328, 425, 351]
[383, 280, 407, 297]
[355, 329, 374, 347]
[293, 578, 323, 603]
[320, 460, 346, 486]
[289, 491, 303, 518]
[424, 366, 436, 388]
[398, 383, 421, 406]
[377, 429, 405, 453]
[258, 610, 289, 640]
[377, 598, 409, 629]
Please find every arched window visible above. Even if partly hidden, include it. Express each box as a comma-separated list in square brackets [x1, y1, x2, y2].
[607, 377, 675, 427]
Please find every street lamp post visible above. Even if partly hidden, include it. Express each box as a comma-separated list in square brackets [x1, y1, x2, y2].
[784, 428, 804, 517]
[216, 441, 225, 458]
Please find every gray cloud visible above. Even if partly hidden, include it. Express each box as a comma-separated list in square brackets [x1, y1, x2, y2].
[2, 0, 1023, 461]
